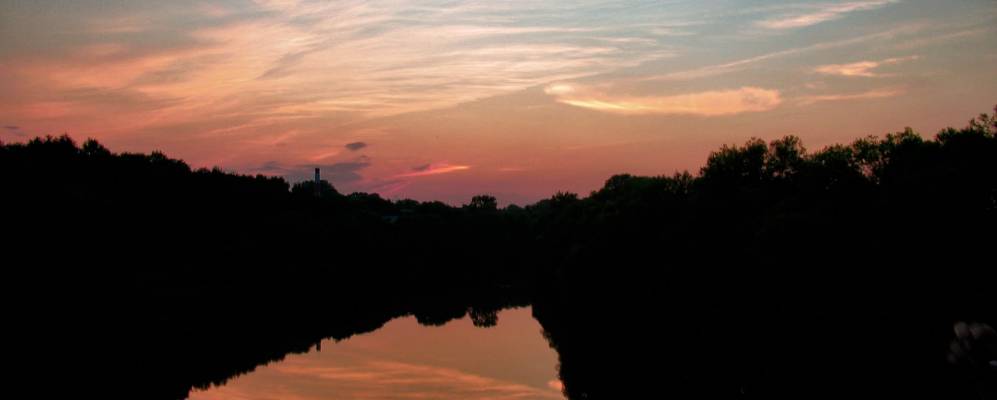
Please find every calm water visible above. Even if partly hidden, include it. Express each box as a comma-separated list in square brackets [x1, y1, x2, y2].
[189, 306, 564, 400]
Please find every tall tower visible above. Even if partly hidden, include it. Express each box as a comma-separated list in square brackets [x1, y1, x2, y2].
[314, 168, 321, 197]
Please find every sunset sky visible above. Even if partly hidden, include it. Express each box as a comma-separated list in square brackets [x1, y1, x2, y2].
[2, 0, 995, 204]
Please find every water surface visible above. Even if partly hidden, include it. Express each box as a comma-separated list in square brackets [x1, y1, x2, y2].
[189, 307, 564, 400]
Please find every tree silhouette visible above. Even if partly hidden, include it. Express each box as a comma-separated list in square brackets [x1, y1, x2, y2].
[467, 194, 498, 210]
[2, 105, 995, 400]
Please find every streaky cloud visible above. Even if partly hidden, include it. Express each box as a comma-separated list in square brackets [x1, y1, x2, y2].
[641, 24, 926, 82]
[757, 0, 899, 30]
[798, 87, 905, 105]
[396, 163, 471, 178]
[814, 56, 919, 77]
[546, 85, 782, 116]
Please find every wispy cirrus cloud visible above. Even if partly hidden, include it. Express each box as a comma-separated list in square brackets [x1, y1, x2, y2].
[3, 0, 995, 203]
[757, 1, 899, 30]
[1, 1, 675, 141]
[639, 24, 925, 83]
[798, 87, 905, 105]
[545, 84, 782, 116]
[814, 55, 918, 77]
[157, 1, 668, 118]
[396, 163, 471, 178]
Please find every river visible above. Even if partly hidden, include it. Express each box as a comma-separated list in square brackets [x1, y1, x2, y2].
[189, 306, 564, 400]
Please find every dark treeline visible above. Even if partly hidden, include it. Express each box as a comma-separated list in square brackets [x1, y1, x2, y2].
[530, 110, 997, 399]
[2, 107, 996, 399]
[1, 134, 534, 399]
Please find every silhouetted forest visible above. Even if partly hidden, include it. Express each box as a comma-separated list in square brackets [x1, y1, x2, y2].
[2, 107, 995, 399]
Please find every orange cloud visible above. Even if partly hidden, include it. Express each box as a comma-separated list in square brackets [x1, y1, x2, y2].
[546, 85, 782, 116]
[814, 56, 919, 77]
[396, 164, 471, 178]
[4, 0, 993, 204]
[798, 87, 905, 105]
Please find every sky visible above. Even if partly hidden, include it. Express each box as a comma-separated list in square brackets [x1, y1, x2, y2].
[1, 0, 995, 205]
[189, 307, 564, 400]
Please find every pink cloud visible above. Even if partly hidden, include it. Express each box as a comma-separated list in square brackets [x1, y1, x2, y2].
[395, 163, 471, 178]
[545, 85, 782, 116]
[813, 56, 919, 77]
[798, 87, 906, 105]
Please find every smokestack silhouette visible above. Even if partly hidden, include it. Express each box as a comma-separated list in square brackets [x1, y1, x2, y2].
[314, 168, 320, 197]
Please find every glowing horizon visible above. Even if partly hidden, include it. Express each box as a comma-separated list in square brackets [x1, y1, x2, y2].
[1, 0, 995, 205]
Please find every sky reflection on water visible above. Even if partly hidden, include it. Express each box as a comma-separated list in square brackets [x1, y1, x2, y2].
[189, 307, 563, 400]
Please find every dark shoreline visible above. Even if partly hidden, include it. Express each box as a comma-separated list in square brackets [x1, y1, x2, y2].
[4, 109, 995, 399]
